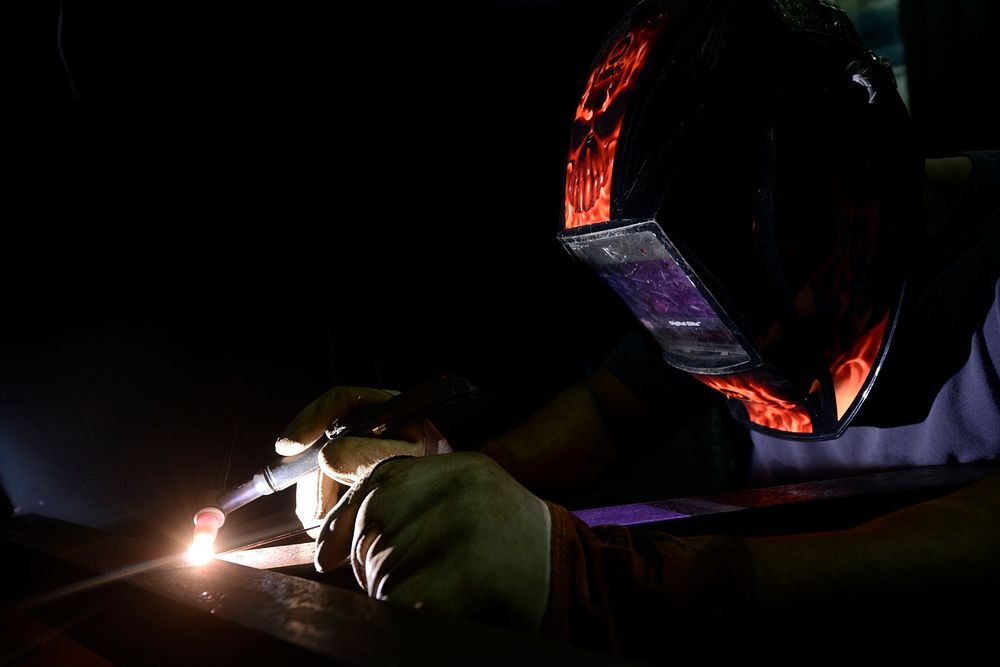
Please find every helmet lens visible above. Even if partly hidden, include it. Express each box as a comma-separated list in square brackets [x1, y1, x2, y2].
[560, 221, 757, 373]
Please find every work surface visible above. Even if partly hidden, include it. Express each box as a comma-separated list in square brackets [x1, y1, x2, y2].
[1, 515, 622, 666]
[3, 461, 998, 664]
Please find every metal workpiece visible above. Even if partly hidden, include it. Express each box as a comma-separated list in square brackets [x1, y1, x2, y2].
[574, 461, 1000, 532]
[3, 516, 626, 666]
[217, 541, 316, 569]
[8, 462, 996, 663]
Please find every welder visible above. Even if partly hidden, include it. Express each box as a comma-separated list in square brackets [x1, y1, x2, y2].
[275, 0, 999, 655]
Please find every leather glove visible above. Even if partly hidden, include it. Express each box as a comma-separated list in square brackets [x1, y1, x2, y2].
[275, 386, 428, 536]
[314, 452, 552, 631]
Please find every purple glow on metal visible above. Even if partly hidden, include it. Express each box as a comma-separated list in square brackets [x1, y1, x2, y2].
[573, 503, 691, 527]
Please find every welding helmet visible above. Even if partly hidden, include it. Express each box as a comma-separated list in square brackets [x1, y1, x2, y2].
[559, 0, 920, 439]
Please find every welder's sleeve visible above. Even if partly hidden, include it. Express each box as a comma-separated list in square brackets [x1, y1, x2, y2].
[540, 502, 753, 654]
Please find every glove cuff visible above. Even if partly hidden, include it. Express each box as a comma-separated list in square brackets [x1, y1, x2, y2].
[541, 502, 755, 656]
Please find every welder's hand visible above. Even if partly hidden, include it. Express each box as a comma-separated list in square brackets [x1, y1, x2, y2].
[314, 453, 551, 631]
[276, 386, 420, 536]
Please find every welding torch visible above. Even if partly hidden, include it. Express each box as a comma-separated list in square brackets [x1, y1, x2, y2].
[190, 376, 478, 560]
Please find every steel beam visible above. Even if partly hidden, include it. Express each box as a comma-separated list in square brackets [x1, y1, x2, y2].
[574, 461, 1000, 531]
[3, 515, 625, 666]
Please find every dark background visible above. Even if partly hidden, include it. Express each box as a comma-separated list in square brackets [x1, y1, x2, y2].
[0, 0, 997, 546]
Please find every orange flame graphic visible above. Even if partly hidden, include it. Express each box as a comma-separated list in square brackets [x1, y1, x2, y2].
[564, 16, 665, 229]
[694, 373, 814, 434]
[695, 312, 888, 433]
[829, 312, 888, 420]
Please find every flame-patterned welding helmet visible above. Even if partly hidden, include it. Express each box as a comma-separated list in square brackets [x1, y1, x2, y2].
[558, 0, 921, 439]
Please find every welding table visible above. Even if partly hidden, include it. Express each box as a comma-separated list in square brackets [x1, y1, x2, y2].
[3, 461, 998, 664]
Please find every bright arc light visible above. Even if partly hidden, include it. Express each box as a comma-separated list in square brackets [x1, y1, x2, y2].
[187, 532, 216, 566]
[188, 506, 224, 566]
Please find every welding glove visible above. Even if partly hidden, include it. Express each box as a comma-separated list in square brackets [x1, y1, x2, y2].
[276, 386, 426, 536]
[314, 452, 552, 632]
